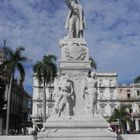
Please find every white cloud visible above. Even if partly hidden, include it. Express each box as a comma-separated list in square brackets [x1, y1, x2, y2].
[0, 0, 140, 93]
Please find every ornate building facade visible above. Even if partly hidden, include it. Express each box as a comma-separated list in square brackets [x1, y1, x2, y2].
[32, 75, 54, 128]
[118, 83, 140, 132]
[96, 73, 118, 117]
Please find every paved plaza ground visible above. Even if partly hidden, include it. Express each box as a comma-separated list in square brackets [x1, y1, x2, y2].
[0, 135, 140, 140]
[0, 136, 37, 140]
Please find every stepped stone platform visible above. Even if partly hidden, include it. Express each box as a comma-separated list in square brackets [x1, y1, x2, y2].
[37, 114, 117, 140]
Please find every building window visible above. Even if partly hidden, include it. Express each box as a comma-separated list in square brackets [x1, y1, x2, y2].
[110, 89, 115, 99]
[37, 104, 43, 116]
[139, 105, 140, 113]
[99, 79, 103, 86]
[109, 79, 113, 86]
[38, 93, 43, 99]
[119, 89, 122, 92]
[100, 89, 104, 93]
[137, 90, 140, 96]
[110, 93, 114, 99]
[100, 89, 105, 99]
[38, 88, 43, 93]
[110, 89, 114, 93]
[127, 89, 130, 92]
[127, 94, 131, 99]
[48, 92, 53, 100]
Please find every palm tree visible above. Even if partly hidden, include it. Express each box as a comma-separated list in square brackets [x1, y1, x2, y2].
[33, 55, 57, 122]
[89, 57, 97, 69]
[0, 47, 28, 135]
[109, 105, 134, 134]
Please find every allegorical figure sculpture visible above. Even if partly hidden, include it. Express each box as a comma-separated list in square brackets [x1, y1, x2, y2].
[53, 74, 63, 115]
[64, 0, 86, 38]
[83, 72, 97, 117]
[53, 74, 75, 117]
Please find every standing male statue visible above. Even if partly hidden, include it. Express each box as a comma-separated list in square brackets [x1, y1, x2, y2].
[53, 74, 75, 117]
[64, 0, 86, 38]
[83, 72, 97, 117]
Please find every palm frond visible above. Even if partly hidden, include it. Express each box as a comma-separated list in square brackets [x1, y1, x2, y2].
[33, 55, 57, 84]
[17, 63, 25, 84]
[15, 47, 25, 54]
[33, 61, 43, 83]
[89, 57, 97, 69]
[1, 46, 28, 85]
[134, 75, 140, 83]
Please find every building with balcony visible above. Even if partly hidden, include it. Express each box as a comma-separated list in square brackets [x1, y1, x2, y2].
[118, 83, 140, 132]
[96, 72, 119, 117]
[32, 75, 55, 128]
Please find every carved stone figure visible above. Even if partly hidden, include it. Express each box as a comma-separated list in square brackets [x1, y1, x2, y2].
[64, 0, 86, 38]
[83, 71, 97, 117]
[52, 75, 63, 115]
[53, 74, 75, 117]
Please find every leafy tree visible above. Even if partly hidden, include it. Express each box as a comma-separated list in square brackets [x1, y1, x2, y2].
[134, 76, 140, 83]
[109, 105, 134, 134]
[33, 55, 57, 122]
[89, 57, 97, 69]
[0, 47, 28, 134]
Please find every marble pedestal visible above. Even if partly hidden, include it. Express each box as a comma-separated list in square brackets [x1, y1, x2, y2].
[37, 37, 117, 140]
[59, 38, 91, 73]
[37, 114, 117, 140]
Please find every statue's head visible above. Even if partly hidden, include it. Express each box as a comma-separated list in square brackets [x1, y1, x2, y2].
[71, 0, 78, 4]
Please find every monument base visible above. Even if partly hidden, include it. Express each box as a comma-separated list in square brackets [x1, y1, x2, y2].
[59, 37, 91, 74]
[37, 114, 117, 140]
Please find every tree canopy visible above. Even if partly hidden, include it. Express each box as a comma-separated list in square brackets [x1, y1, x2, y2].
[134, 76, 140, 84]
[89, 57, 97, 69]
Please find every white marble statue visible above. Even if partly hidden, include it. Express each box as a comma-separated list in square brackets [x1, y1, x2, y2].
[83, 71, 97, 117]
[52, 75, 63, 115]
[64, 0, 86, 38]
[53, 74, 75, 117]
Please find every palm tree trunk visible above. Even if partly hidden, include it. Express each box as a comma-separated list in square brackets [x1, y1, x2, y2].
[0, 117, 3, 134]
[43, 78, 46, 122]
[119, 119, 124, 134]
[5, 72, 13, 135]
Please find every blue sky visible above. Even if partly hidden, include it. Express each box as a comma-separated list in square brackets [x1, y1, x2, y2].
[0, 0, 140, 94]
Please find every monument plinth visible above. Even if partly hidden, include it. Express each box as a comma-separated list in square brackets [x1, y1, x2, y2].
[38, 114, 116, 140]
[59, 37, 91, 73]
[37, 0, 117, 139]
